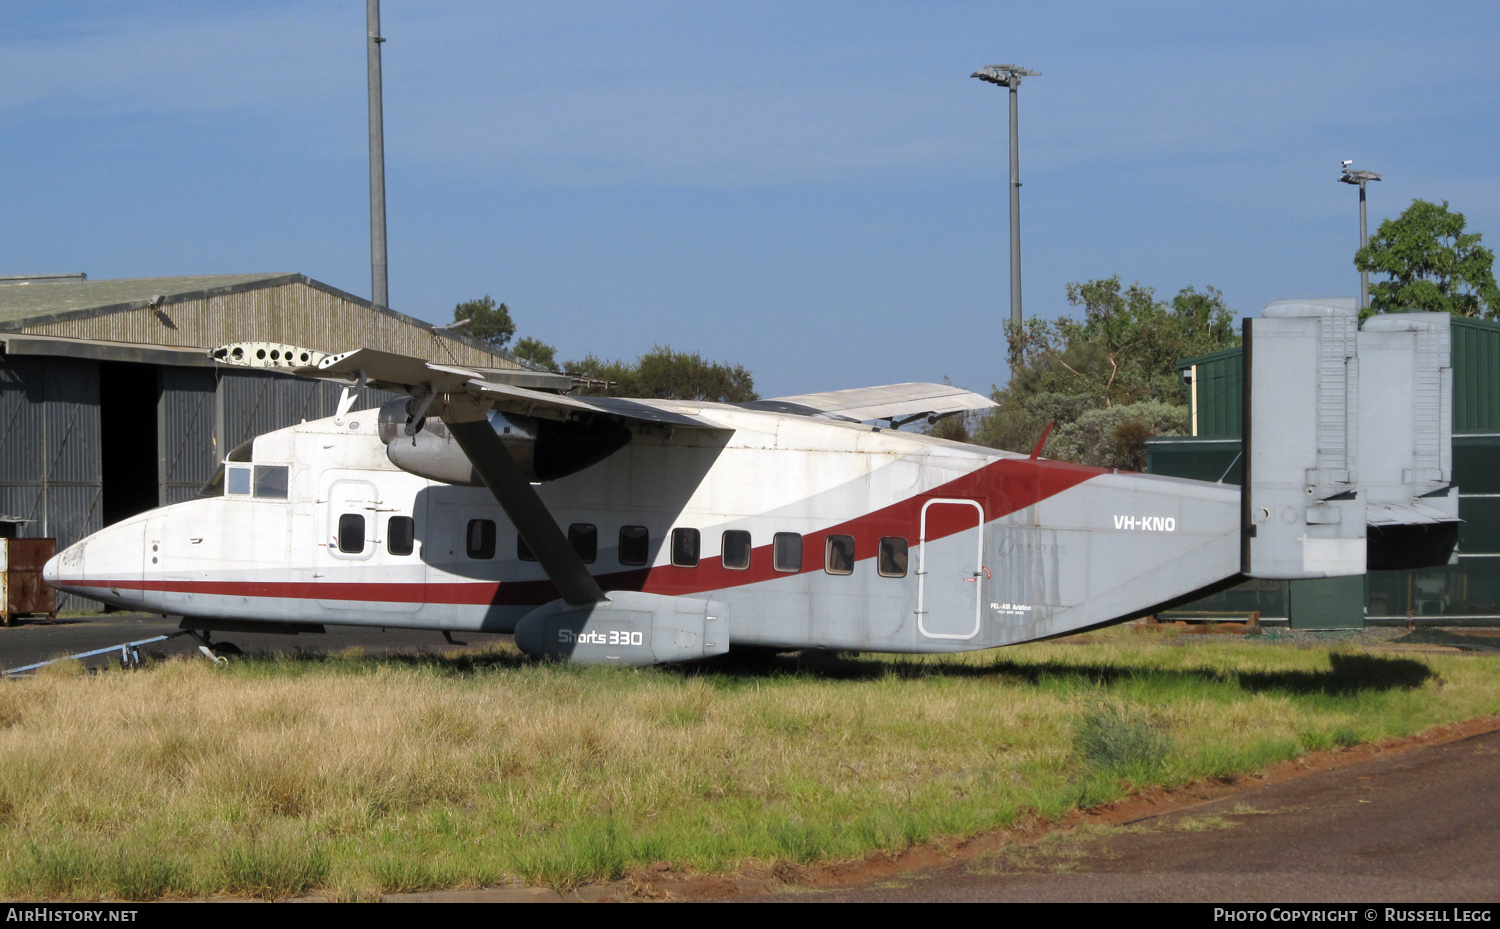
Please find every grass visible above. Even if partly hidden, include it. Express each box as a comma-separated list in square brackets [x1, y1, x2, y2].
[0, 631, 1495, 900]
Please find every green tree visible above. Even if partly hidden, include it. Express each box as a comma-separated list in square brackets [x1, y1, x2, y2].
[1005, 278, 1236, 408]
[512, 337, 558, 371]
[1355, 199, 1500, 318]
[974, 277, 1238, 468]
[451, 295, 516, 348]
[566, 345, 757, 402]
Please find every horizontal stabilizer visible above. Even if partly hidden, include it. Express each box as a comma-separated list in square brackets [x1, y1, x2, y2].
[1366, 501, 1458, 526]
[744, 383, 996, 424]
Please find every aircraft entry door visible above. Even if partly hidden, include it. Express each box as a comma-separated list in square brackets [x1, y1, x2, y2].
[318, 474, 421, 614]
[916, 498, 985, 640]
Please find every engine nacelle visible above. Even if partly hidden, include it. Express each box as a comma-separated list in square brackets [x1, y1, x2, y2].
[378, 397, 630, 484]
[513, 591, 731, 666]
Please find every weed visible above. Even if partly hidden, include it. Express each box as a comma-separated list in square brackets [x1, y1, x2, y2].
[105, 846, 189, 900]
[217, 827, 330, 900]
[1332, 726, 1362, 749]
[512, 819, 627, 890]
[1073, 699, 1172, 775]
[1165, 814, 1237, 832]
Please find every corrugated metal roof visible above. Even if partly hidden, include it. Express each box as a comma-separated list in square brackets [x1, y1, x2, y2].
[0, 272, 570, 387]
[0, 273, 293, 326]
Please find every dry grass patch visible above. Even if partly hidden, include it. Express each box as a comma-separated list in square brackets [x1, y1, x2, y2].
[0, 635, 1494, 899]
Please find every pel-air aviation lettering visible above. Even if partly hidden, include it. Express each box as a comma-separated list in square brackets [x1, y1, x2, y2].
[44, 302, 1462, 665]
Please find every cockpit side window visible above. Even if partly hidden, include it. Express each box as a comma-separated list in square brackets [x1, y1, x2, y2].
[227, 466, 252, 496]
[254, 465, 289, 499]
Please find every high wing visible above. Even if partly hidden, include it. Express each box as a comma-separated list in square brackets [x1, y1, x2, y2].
[743, 382, 996, 426]
[211, 344, 722, 429]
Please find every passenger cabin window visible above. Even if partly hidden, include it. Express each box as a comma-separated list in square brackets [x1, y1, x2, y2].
[516, 533, 536, 562]
[387, 516, 415, 556]
[569, 524, 598, 563]
[671, 528, 700, 567]
[773, 532, 803, 573]
[619, 526, 649, 566]
[878, 537, 909, 578]
[467, 519, 496, 560]
[227, 466, 251, 496]
[254, 465, 289, 499]
[722, 530, 751, 570]
[338, 514, 365, 554]
[825, 535, 855, 575]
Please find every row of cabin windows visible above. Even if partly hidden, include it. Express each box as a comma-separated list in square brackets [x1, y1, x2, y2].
[335, 516, 911, 578]
[669, 528, 907, 577]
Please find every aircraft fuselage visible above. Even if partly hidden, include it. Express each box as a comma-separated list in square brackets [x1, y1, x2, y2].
[46, 404, 1242, 655]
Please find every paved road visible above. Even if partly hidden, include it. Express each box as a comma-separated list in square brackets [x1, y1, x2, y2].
[0, 612, 510, 673]
[748, 728, 1500, 902]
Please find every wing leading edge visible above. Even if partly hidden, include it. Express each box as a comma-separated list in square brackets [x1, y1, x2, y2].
[744, 382, 996, 426]
[210, 343, 724, 429]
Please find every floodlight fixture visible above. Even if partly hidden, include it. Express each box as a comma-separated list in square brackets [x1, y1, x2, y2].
[1338, 162, 1382, 310]
[971, 65, 1040, 87]
[972, 64, 1040, 330]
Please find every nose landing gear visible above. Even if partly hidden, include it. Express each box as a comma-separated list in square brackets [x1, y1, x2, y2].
[184, 629, 241, 665]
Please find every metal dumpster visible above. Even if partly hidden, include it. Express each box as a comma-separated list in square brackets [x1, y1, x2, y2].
[1, 537, 57, 625]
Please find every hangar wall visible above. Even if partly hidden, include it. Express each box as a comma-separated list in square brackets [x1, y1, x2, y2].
[0, 356, 101, 610]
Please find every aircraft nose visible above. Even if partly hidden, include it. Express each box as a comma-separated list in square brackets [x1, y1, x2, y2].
[43, 541, 84, 593]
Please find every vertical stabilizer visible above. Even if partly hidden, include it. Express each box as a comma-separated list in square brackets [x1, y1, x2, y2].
[1243, 300, 1366, 578]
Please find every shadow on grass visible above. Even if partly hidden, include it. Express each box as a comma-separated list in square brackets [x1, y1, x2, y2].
[224, 641, 1434, 696]
[676, 648, 1435, 696]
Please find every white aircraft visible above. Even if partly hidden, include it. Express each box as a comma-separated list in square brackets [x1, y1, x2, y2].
[44, 302, 1459, 665]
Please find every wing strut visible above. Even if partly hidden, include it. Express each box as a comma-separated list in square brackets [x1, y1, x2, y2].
[446, 419, 608, 606]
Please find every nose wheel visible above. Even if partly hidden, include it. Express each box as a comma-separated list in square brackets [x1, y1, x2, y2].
[185, 629, 241, 665]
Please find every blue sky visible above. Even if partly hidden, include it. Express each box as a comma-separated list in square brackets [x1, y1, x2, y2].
[4, 1, 1497, 397]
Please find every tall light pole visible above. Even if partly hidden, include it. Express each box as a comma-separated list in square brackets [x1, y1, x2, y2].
[972, 64, 1039, 329]
[367, 0, 389, 310]
[1339, 160, 1380, 311]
